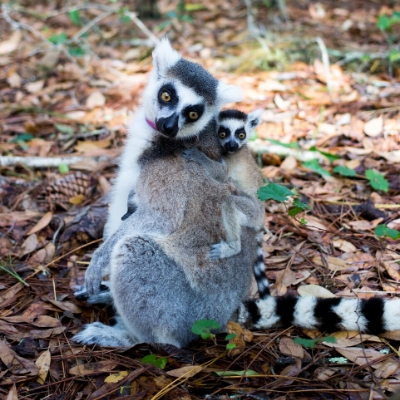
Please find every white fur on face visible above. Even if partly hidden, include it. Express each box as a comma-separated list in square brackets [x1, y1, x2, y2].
[332, 299, 368, 331]
[383, 300, 400, 331]
[219, 119, 247, 148]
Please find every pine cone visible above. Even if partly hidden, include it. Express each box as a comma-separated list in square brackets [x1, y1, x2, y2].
[45, 171, 96, 206]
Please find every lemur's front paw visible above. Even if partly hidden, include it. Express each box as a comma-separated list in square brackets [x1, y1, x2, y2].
[181, 148, 205, 164]
[210, 241, 225, 260]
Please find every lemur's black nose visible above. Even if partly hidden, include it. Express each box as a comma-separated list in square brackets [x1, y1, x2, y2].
[157, 114, 179, 138]
[225, 141, 239, 153]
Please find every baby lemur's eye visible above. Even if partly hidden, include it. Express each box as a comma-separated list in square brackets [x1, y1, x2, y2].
[219, 131, 226, 139]
[238, 132, 246, 140]
[161, 92, 171, 102]
[189, 111, 199, 120]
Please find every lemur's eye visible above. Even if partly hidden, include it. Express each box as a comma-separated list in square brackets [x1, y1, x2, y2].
[238, 132, 246, 140]
[161, 92, 171, 102]
[189, 111, 199, 120]
[219, 131, 226, 139]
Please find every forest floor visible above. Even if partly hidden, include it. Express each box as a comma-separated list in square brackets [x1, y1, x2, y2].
[0, 0, 400, 399]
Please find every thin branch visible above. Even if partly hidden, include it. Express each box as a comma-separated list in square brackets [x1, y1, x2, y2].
[0, 155, 116, 168]
[125, 11, 160, 46]
[316, 37, 333, 93]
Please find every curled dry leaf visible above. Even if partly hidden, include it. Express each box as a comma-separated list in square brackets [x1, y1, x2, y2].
[374, 359, 399, 379]
[43, 298, 82, 314]
[323, 331, 380, 348]
[312, 255, 351, 272]
[19, 234, 38, 257]
[226, 320, 246, 356]
[382, 262, 400, 282]
[26, 212, 53, 236]
[332, 239, 356, 253]
[36, 349, 51, 384]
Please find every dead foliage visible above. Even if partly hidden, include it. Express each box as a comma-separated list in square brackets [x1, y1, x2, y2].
[0, 0, 400, 399]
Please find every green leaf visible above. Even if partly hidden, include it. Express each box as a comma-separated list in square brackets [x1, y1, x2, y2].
[300, 218, 307, 225]
[309, 146, 340, 162]
[10, 133, 33, 143]
[377, 15, 391, 30]
[288, 207, 303, 217]
[266, 138, 299, 149]
[55, 124, 74, 135]
[59, 163, 69, 174]
[365, 169, 389, 192]
[226, 343, 237, 350]
[388, 50, 400, 62]
[374, 224, 400, 240]
[191, 319, 221, 340]
[333, 165, 357, 177]
[48, 32, 68, 45]
[68, 45, 85, 57]
[184, 3, 206, 11]
[215, 370, 258, 377]
[257, 183, 294, 202]
[225, 333, 237, 340]
[293, 198, 309, 210]
[68, 10, 81, 25]
[302, 159, 331, 177]
[294, 336, 336, 349]
[141, 354, 167, 369]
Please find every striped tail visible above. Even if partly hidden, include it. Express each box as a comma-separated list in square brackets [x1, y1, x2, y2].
[253, 230, 270, 299]
[239, 295, 400, 334]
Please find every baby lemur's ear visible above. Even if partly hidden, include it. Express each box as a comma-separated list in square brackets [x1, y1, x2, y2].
[247, 109, 263, 129]
[216, 81, 243, 106]
[152, 37, 181, 79]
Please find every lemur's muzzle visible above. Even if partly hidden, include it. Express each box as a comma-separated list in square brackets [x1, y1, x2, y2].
[225, 141, 239, 153]
[156, 114, 179, 138]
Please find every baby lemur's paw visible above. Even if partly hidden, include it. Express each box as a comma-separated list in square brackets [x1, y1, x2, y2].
[181, 148, 207, 164]
[210, 240, 241, 260]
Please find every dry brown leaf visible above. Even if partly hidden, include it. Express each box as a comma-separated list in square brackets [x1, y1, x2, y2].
[26, 80, 44, 94]
[383, 262, 400, 282]
[279, 337, 304, 359]
[226, 320, 246, 356]
[312, 255, 350, 272]
[364, 116, 383, 137]
[0, 283, 24, 310]
[104, 371, 129, 383]
[374, 359, 399, 379]
[19, 234, 38, 257]
[379, 331, 400, 341]
[314, 367, 335, 381]
[6, 384, 18, 400]
[74, 138, 111, 153]
[7, 72, 21, 88]
[26, 212, 53, 236]
[348, 219, 383, 231]
[26, 326, 66, 339]
[36, 350, 51, 384]
[323, 331, 380, 348]
[0, 31, 22, 55]
[166, 365, 203, 378]
[335, 347, 386, 369]
[298, 284, 336, 298]
[280, 155, 297, 171]
[69, 360, 118, 376]
[86, 91, 106, 109]
[0, 340, 38, 376]
[332, 239, 356, 253]
[43, 298, 82, 314]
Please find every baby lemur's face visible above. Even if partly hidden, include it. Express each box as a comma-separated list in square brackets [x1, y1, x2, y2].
[142, 38, 243, 140]
[218, 109, 263, 153]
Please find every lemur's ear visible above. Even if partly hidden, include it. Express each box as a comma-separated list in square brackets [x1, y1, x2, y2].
[247, 109, 263, 129]
[216, 81, 243, 106]
[152, 37, 181, 78]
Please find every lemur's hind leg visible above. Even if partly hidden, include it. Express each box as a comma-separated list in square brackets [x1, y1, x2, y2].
[72, 317, 138, 347]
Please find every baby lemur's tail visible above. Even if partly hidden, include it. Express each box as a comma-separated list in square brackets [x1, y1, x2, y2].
[239, 295, 400, 334]
[253, 230, 270, 299]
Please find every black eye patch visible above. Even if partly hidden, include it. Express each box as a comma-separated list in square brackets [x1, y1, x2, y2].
[158, 84, 179, 108]
[218, 126, 231, 139]
[182, 104, 204, 123]
[235, 128, 246, 140]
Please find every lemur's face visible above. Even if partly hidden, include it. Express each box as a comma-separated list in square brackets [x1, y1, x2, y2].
[218, 119, 247, 153]
[143, 38, 243, 140]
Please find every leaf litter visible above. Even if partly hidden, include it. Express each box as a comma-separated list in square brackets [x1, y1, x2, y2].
[0, 0, 400, 398]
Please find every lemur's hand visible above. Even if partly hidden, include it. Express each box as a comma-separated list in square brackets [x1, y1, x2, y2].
[84, 250, 106, 296]
[181, 148, 208, 164]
